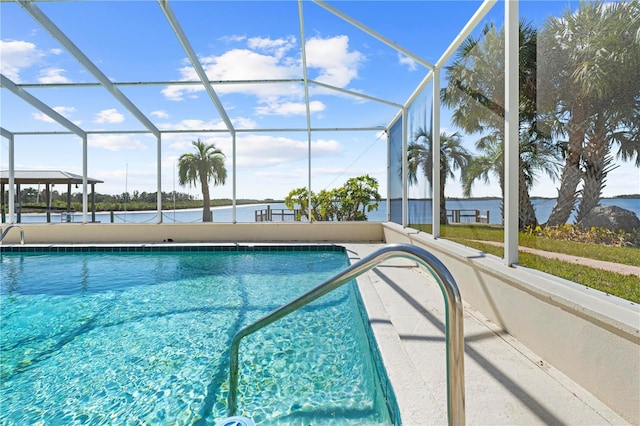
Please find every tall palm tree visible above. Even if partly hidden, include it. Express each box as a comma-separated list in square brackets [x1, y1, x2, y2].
[442, 20, 558, 228]
[577, 2, 640, 222]
[577, 110, 637, 223]
[460, 132, 559, 227]
[178, 139, 227, 222]
[407, 128, 471, 224]
[460, 133, 505, 217]
[540, 0, 640, 225]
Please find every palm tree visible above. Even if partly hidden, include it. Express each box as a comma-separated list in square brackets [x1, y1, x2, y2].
[577, 111, 638, 223]
[576, 2, 640, 222]
[442, 20, 558, 228]
[177, 139, 227, 222]
[460, 132, 505, 215]
[407, 128, 471, 224]
[540, 1, 640, 225]
[460, 131, 559, 227]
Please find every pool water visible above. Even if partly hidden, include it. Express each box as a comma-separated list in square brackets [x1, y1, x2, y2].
[0, 247, 398, 425]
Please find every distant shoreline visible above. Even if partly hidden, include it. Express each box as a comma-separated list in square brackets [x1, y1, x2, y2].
[408, 195, 640, 201]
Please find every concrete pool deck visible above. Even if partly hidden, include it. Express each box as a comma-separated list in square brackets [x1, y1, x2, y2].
[345, 243, 630, 425]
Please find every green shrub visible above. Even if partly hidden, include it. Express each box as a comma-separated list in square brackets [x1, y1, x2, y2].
[523, 224, 640, 248]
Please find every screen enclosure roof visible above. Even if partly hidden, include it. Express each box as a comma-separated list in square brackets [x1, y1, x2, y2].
[1, 0, 495, 140]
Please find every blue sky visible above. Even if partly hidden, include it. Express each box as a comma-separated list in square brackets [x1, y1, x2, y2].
[1, 0, 638, 200]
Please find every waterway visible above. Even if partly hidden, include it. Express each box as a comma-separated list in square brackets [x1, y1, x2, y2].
[7, 198, 639, 225]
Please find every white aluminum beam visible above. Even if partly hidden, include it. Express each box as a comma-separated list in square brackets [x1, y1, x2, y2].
[157, 135, 162, 223]
[17, 78, 306, 89]
[17, 1, 161, 138]
[16, 76, 402, 111]
[298, 0, 314, 223]
[232, 132, 237, 223]
[309, 80, 403, 108]
[436, 0, 498, 69]
[432, 68, 441, 238]
[504, 0, 519, 265]
[158, 0, 235, 135]
[82, 135, 88, 223]
[11, 126, 386, 137]
[313, 0, 434, 70]
[1, 74, 87, 138]
[0, 127, 15, 223]
[402, 108, 408, 227]
[403, 70, 434, 110]
[390, 70, 433, 138]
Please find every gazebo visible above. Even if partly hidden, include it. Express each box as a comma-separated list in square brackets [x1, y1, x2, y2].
[0, 170, 103, 223]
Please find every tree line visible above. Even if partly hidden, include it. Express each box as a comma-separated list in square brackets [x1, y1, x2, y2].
[14, 188, 196, 205]
[10, 187, 268, 212]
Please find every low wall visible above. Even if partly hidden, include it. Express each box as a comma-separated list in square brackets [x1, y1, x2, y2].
[0, 222, 385, 244]
[382, 222, 639, 424]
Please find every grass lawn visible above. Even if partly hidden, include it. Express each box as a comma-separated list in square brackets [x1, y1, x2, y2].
[409, 223, 640, 304]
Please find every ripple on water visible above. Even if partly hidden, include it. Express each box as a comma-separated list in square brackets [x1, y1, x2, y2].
[1, 251, 394, 425]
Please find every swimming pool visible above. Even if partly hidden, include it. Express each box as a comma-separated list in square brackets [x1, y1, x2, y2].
[0, 245, 398, 425]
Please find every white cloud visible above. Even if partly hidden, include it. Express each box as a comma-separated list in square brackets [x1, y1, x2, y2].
[247, 36, 295, 51]
[161, 155, 181, 169]
[159, 116, 256, 147]
[167, 118, 231, 132]
[255, 100, 325, 116]
[88, 134, 147, 152]
[219, 34, 246, 43]
[247, 35, 296, 59]
[235, 135, 343, 168]
[32, 112, 52, 123]
[169, 133, 342, 170]
[202, 49, 297, 81]
[162, 48, 301, 102]
[32, 106, 76, 123]
[38, 68, 70, 83]
[253, 169, 305, 180]
[398, 53, 417, 71]
[93, 108, 125, 124]
[232, 117, 258, 129]
[162, 120, 233, 149]
[151, 110, 169, 119]
[161, 35, 364, 109]
[0, 40, 43, 82]
[305, 35, 364, 88]
[161, 84, 193, 101]
[50, 48, 63, 55]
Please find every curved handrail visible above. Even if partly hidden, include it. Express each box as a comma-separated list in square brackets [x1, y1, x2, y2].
[0, 224, 24, 244]
[227, 243, 465, 425]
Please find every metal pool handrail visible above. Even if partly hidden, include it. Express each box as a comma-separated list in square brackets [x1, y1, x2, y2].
[227, 243, 465, 425]
[0, 224, 24, 244]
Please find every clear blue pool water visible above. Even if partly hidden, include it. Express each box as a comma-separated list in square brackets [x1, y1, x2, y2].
[0, 247, 398, 425]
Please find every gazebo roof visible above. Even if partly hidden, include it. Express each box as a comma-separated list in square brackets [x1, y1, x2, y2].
[0, 170, 103, 185]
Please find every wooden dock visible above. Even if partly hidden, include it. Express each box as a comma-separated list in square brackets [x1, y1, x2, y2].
[255, 206, 300, 222]
[447, 209, 490, 224]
